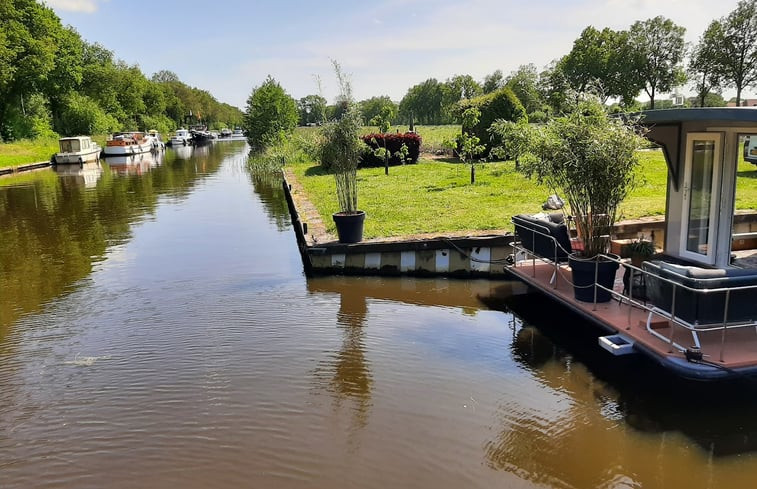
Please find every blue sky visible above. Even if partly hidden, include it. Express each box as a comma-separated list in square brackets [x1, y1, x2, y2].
[47, 0, 744, 109]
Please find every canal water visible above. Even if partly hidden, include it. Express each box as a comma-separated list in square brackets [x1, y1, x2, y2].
[2, 142, 757, 488]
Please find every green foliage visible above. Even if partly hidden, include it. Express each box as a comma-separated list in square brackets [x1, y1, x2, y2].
[360, 96, 398, 126]
[243, 76, 299, 150]
[457, 87, 527, 154]
[58, 92, 119, 136]
[505, 64, 546, 116]
[704, 0, 757, 105]
[297, 94, 327, 125]
[399, 78, 444, 125]
[319, 61, 364, 213]
[689, 21, 724, 107]
[628, 16, 687, 109]
[489, 119, 534, 165]
[521, 98, 646, 257]
[482, 70, 505, 94]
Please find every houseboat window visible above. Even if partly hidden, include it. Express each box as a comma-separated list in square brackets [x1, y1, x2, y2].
[686, 140, 715, 254]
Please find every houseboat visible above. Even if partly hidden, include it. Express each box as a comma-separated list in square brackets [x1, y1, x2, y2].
[506, 108, 757, 381]
[53, 136, 101, 165]
[103, 132, 153, 156]
[169, 128, 192, 146]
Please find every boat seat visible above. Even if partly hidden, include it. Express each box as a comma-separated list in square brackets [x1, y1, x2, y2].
[512, 213, 574, 263]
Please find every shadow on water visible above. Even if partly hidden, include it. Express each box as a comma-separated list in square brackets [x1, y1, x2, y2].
[0, 144, 233, 338]
[488, 292, 757, 459]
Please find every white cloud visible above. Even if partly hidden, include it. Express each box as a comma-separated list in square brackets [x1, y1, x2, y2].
[45, 0, 103, 13]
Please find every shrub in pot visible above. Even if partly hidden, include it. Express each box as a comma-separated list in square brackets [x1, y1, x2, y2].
[320, 62, 365, 243]
[522, 98, 646, 302]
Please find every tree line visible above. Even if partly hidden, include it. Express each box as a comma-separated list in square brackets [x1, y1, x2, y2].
[286, 0, 757, 128]
[0, 0, 243, 142]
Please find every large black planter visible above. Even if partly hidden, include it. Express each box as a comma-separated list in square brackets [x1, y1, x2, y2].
[568, 253, 620, 303]
[333, 210, 366, 243]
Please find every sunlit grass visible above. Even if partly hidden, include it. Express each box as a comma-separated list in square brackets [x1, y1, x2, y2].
[0, 135, 108, 169]
[288, 146, 757, 239]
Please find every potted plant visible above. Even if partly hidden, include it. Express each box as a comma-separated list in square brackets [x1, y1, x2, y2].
[320, 61, 365, 243]
[628, 236, 656, 267]
[522, 98, 646, 302]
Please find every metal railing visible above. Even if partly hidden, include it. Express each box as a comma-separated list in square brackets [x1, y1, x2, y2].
[507, 225, 757, 363]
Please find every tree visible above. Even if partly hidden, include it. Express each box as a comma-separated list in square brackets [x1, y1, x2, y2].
[628, 16, 687, 109]
[506, 64, 545, 116]
[297, 94, 327, 125]
[709, 0, 757, 106]
[482, 70, 505, 94]
[359, 96, 397, 126]
[399, 78, 444, 124]
[441, 75, 482, 122]
[689, 21, 724, 107]
[563, 27, 622, 100]
[243, 76, 298, 149]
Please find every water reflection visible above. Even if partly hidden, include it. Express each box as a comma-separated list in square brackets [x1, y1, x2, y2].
[53, 161, 103, 188]
[0, 143, 243, 333]
[480, 293, 757, 487]
[248, 165, 291, 231]
[105, 151, 163, 176]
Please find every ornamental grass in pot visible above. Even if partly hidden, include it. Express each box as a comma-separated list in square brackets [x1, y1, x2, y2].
[522, 98, 646, 302]
[320, 62, 365, 243]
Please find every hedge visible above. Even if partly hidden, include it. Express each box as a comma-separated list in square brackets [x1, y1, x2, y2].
[458, 87, 527, 155]
[360, 132, 422, 166]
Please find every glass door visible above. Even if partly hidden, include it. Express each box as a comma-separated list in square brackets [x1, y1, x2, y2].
[680, 133, 722, 264]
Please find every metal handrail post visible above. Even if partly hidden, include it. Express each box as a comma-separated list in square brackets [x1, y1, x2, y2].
[720, 290, 731, 363]
[593, 259, 599, 311]
[668, 284, 677, 350]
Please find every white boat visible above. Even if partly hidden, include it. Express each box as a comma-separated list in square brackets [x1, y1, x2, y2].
[103, 132, 153, 156]
[170, 128, 192, 146]
[146, 130, 166, 151]
[53, 136, 101, 165]
[232, 128, 245, 139]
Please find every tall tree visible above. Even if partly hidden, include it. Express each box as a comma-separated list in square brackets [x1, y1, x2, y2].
[297, 94, 327, 125]
[359, 96, 397, 126]
[505, 64, 545, 115]
[689, 21, 724, 107]
[711, 0, 757, 106]
[441, 75, 482, 123]
[243, 75, 298, 149]
[482, 69, 505, 94]
[628, 16, 687, 109]
[399, 78, 444, 125]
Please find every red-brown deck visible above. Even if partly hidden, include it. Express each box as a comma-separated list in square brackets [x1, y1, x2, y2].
[507, 259, 757, 378]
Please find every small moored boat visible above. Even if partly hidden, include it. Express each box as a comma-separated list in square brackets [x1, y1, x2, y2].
[53, 136, 101, 165]
[103, 132, 153, 156]
[169, 128, 191, 146]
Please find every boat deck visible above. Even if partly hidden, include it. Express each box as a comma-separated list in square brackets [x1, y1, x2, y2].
[507, 259, 757, 378]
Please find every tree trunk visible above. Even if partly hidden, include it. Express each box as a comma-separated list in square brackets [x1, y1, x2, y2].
[737, 86, 743, 107]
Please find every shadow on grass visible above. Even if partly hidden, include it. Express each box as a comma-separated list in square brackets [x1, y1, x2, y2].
[738, 168, 757, 179]
[304, 165, 331, 177]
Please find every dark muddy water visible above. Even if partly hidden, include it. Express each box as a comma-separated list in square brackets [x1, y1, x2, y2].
[2, 142, 757, 488]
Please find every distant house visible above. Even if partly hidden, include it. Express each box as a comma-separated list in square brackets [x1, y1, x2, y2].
[727, 98, 757, 107]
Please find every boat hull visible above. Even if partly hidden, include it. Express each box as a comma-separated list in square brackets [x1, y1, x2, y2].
[102, 141, 153, 155]
[53, 148, 100, 165]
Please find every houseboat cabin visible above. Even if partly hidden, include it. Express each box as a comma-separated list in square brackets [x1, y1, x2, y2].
[53, 136, 101, 165]
[506, 108, 757, 381]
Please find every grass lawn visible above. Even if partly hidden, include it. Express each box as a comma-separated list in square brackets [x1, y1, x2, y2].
[0, 135, 108, 169]
[0, 137, 60, 168]
[289, 150, 674, 239]
[289, 148, 757, 239]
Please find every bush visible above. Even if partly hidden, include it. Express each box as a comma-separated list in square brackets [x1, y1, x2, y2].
[58, 93, 119, 135]
[457, 87, 527, 155]
[360, 132, 422, 166]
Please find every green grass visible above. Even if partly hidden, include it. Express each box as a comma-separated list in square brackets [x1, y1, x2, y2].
[0, 136, 60, 168]
[0, 134, 108, 169]
[290, 148, 757, 239]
